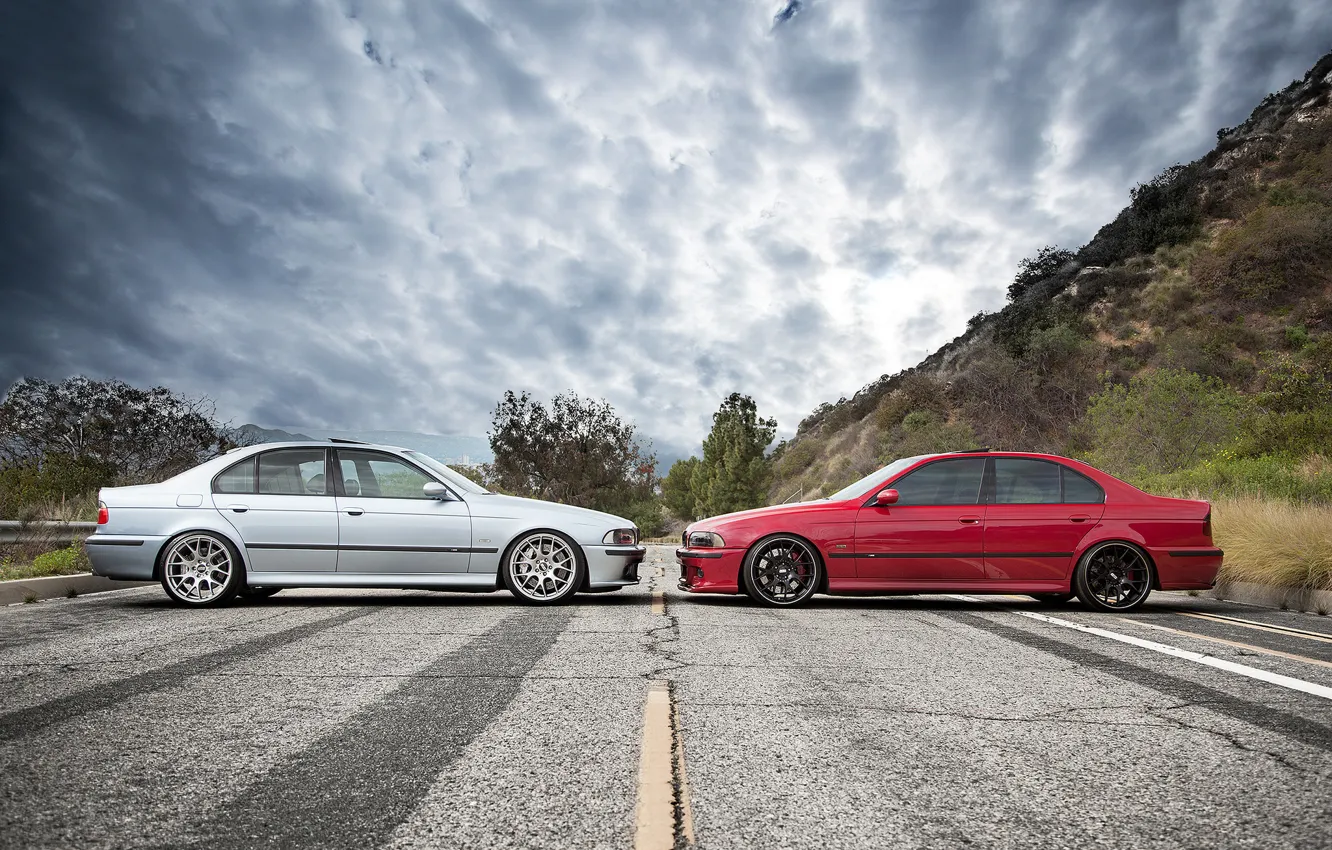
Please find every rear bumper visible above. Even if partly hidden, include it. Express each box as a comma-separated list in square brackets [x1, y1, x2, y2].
[584, 544, 645, 590]
[85, 535, 167, 581]
[1151, 547, 1223, 590]
[676, 547, 743, 594]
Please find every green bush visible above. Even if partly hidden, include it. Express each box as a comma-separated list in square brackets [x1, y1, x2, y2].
[1133, 455, 1332, 504]
[880, 410, 980, 462]
[30, 543, 91, 577]
[1081, 369, 1249, 476]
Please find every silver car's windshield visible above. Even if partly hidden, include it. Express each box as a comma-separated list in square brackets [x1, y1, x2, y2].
[825, 455, 930, 502]
[404, 451, 491, 495]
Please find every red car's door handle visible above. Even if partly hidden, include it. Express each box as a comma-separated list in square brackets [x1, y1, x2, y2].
[959, 515, 981, 524]
[1069, 514, 1090, 523]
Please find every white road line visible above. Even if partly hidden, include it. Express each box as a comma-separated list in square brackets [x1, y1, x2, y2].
[949, 595, 1332, 702]
[1178, 611, 1332, 643]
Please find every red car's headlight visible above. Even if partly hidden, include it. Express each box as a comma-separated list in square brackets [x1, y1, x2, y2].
[688, 531, 724, 548]
[603, 528, 638, 545]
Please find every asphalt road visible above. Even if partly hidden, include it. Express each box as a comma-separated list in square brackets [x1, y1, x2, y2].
[1, 545, 1329, 849]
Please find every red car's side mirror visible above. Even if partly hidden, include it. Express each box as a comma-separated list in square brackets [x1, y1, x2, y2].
[874, 488, 899, 506]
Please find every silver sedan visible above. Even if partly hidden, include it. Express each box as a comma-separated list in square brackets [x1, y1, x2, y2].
[86, 441, 645, 607]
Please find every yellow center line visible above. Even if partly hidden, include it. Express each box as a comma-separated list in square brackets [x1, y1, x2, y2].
[1120, 618, 1332, 670]
[634, 681, 676, 850]
[1177, 611, 1332, 643]
[651, 590, 665, 615]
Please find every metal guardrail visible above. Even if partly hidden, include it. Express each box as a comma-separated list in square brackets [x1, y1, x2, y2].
[0, 520, 98, 545]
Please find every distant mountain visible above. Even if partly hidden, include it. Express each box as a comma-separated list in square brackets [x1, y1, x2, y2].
[261, 426, 493, 465]
[234, 424, 313, 443]
[768, 50, 1332, 500]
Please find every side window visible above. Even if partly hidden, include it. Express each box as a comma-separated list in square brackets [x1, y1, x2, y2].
[337, 450, 435, 499]
[258, 449, 329, 496]
[991, 459, 1061, 504]
[888, 458, 985, 506]
[1061, 467, 1106, 504]
[214, 457, 256, 494]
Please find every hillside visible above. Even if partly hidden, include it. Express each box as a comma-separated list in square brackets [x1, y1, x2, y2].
[769, 51, 1332, 504]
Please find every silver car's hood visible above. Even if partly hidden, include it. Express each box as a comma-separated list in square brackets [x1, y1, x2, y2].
[466, 493, 630, 528]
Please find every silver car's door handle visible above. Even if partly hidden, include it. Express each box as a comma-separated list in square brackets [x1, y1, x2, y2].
[228, 505, 248, 513]
[345, 508, 364, 516]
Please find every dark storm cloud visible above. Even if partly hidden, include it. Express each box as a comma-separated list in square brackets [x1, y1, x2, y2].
[3, 0, 1330, 450]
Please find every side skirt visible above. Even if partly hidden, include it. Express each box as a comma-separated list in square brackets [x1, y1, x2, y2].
[826, 579, 1070, 595]
[246, 572, 499, 591]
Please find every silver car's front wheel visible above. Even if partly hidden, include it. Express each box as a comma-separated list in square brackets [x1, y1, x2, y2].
[501, 531, 585, 604]
[161, 533, 243, 607]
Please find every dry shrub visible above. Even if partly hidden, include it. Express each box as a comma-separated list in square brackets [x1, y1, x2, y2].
[1191, 203, 1332, 308]
[1212, 497, 1332, 591]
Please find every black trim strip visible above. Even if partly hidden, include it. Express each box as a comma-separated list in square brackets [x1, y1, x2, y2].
[676, 548, 724, 560]
[85, 538, 145, 547]
[860, 552, 985, 559]
[828, 551, 1070, 559]
[247, 543, 339, 551]
[247, 543, 499, 554]
[1167, 549, 1224, 557]
[604, 547, 646, 556]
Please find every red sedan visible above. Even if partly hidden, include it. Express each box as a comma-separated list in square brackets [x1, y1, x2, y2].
[676, 450, 1222, 611]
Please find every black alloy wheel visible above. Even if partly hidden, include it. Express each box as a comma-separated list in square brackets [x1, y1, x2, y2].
[1073, 542, 1154, 612]
[743, 535, 821, 608]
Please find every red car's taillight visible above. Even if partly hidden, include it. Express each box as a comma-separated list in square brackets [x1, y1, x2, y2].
[97, 502, 109, 525]
[1203, 509, 1212, 541]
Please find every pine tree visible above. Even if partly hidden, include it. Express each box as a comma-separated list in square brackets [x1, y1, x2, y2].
[693, 393, 777, 517]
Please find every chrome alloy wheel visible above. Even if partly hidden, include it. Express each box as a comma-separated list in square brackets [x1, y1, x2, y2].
[1077, 543, 1153, 611]
[507, 532, 579, 602]
[747, 536, 820, 606]
[164, 534, 236, 604]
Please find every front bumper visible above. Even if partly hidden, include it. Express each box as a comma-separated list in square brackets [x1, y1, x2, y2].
[676, 547, 744, 594]
[85, 534, 167, 581]
[584, 544, 646, 590]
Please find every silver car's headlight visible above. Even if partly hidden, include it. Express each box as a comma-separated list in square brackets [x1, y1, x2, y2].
[603, 528, 638, 545]
[688, 531, 724, 548]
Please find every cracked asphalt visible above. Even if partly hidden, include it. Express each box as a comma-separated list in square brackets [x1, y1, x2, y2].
[1, 544, 1329, 849]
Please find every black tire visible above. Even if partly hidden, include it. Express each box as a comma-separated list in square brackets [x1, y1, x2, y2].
[159, 532, 245, 608]
[500, 530, 586, 605]
[240, 586, 282, 599]
[1029, 593, 1074, 604]
[741, 534, 822, 608]
[1073, 542, 1155, 612]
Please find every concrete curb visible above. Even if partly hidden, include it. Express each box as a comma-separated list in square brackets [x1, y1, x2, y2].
[1205, 580, 1332, 614]
[0, 573, 152, 605]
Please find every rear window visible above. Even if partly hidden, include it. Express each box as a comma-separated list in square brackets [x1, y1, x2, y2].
[1061, 467, 1105, 504]
[214, 458, 256, 494]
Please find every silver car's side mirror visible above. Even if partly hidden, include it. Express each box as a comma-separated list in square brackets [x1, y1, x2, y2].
[423, 481, 452, 500]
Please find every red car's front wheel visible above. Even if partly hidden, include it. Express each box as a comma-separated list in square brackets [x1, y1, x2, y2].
[742, 535, 821, 608]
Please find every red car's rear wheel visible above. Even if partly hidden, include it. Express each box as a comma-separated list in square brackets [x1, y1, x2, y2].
[1074, 542, 1154, 612]
[742, 535, 821, 608]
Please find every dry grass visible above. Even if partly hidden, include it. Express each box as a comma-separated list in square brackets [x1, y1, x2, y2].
[1212, 497, 1332, 591]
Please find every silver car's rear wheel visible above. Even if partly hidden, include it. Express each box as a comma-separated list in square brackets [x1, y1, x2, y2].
[161, 533, 242, 607]
[502, 531, 585, 604]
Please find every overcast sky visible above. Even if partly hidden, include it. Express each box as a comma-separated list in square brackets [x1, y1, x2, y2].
[2, 1, 1330, 462]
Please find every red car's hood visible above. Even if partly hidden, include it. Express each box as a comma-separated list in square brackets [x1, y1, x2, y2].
[690, 500, 829, 530]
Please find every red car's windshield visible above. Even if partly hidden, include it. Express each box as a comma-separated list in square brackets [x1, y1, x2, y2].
[825, 454, 930, 502]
